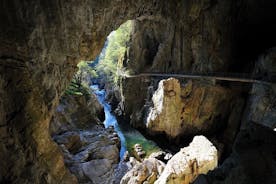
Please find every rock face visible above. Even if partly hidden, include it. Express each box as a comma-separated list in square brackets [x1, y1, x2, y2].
[50, 93, 104, 135]
[0, 0, 276, 183]
[54, 127, 121, 184]
[146, 78, 242, 141]
[0, 1, 169, 182]
[147, 78, 182, 139]
[133, 144, 146, 161]
[120, 158, 165, 184]
[51, 93, 121, 183]
[156, 136, 218, 184]
[193, 49, 276, 184]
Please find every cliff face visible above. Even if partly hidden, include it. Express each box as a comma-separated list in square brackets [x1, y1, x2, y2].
[122, 0, 236, 129]
[0, 0, 275, 183]
[0, 0, 163, 183]
[146, 78, 243, 143]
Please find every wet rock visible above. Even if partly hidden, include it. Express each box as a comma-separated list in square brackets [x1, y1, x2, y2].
[155, 136, 218, 184]
[120, 158, 165, 184]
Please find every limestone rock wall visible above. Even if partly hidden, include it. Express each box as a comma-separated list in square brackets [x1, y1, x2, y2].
[0, 0, 166, 183]
[50, 93, 104, 135]
[0, 0, 275, 183]
[122, 0, 236, 121]
[146, 78, 243, 141]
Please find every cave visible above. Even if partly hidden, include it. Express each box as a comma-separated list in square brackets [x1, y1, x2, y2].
[0, 0, 275, 184]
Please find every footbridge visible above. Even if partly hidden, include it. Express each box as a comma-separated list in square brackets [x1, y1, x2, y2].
[120, 72, 272, 85]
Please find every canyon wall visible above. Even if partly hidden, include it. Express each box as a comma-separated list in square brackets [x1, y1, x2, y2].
[0, 0, 275, 183]
[0, 0, 164, 183]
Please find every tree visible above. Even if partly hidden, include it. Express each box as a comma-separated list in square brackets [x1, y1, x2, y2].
[95, 20, 133, 85]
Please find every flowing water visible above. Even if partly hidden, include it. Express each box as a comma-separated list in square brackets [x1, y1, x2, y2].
[91, 85, 160, 160]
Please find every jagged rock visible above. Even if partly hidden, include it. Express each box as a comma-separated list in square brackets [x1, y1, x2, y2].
[146, 78, 240, 141]
[50, 93, 104, 135]
[149, 151, 172, 163]
[120, 158, 165, 184]
[146, 78, 182, 139]
[155, 136, 218, 184]
[129, 157, 139, 167]
[1, 0, 275, 183]
[133, 144, 146, 161]
[53, 131, 82, 154]
[194, 48, 276, 184]
[82, 159, 113, 183]
[55, 128, 120, 183]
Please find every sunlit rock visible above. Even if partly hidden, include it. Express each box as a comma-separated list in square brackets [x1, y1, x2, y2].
[155, 136, 218, 184]
[147, 78, 182, 139]
[146, 77, 240, 142]
[120, 158, 165, 184]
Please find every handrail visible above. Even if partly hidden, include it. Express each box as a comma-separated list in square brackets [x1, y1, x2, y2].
[120, 72, 272, 85]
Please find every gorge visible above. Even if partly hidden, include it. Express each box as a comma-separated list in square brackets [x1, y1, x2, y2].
[0, 0, 276, 184]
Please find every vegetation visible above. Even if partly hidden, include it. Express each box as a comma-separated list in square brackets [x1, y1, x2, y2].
[65, 61, 97, 98]
[65, 20, 133, 97]
[95, 20, 133, 85]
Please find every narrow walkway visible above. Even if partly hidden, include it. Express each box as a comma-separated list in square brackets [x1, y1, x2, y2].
[121, 73, 271, 85]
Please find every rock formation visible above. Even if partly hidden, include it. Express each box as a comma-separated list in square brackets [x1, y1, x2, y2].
[120, 158, 165, 184]
[155, 136, 218, 184]
[50, 93, 104, 135]
[121, 136, 217, 184]
[50, 93, 121, 183]
[0, 0, 275, 183]
[193, 48, 276, 184]
[146, 77, 243, 144]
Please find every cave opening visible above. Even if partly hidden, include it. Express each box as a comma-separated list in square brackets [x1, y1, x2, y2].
[50, 19, 164, 183]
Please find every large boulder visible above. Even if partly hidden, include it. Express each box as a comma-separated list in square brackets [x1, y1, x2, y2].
[146, 78, 241, 141]
[146, 78, 182, 139]
[155, 136, 218, 184]
[121, 158, 165, 184]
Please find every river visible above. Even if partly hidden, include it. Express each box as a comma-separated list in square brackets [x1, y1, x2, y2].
[91, 85, 127, 159]
[91, 84, 160, 160]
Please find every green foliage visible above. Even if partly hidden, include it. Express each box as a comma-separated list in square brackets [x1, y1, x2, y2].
[65, 61, 96, 98]
[96, 20, 133, 85]
[65, 20, 133, 97]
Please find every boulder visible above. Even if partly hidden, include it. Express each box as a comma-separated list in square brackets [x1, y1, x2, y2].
[146, 78, 241, 142]
[121, 158, 165, 184]
[53, 131, 82, 154]
[133, 143, 146, 161]
[155, 136, 218, 184]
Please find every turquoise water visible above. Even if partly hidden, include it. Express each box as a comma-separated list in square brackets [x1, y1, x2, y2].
[91, 85, 160, 159]
[91, 85, 127, 159]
